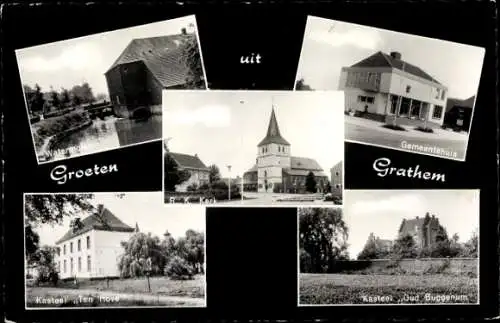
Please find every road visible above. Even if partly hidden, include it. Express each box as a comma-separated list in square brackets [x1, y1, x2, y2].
[345, 122, 467, 160]
[214, 192, 337, 206]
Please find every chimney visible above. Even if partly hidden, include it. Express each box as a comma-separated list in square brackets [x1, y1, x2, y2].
[390, 51, 402, 60]
[97, 204, 104, 214]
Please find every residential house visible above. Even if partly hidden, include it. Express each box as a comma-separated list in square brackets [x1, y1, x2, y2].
[444, 95, 475, 132]
[54, 204, 135, 279]
[168, 152, 210, 192]
[339, 51, 448, 128]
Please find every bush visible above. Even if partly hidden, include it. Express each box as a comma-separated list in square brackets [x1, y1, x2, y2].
[423, 259, 450, 275]
[35, 110, 90, 139]
[415, 126, 434, 133]
[164, 256, 194, 280]
[35, 269, 59, 286]
[382, 124, 407, 131]
[273, 183, 283, 193]
[186, 183, 199, 192]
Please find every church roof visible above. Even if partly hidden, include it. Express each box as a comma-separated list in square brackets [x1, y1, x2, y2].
[291, 156, 324, 171]
[169, 152, 209, 170]
[284, 169, 327, 177]
[56, 205, 135, 244]
[350, 51, 442, 85]
[105, 34, 197, 88]
[258, 107, 290, 146]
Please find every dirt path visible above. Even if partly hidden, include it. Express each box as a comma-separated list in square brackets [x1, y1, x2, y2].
[29, 287, 206, 307]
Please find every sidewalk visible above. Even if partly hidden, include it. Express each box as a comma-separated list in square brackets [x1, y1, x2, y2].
[345, 115, 468, 141]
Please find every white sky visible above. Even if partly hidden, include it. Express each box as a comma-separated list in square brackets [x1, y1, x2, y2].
[296, 16, 485, 100]
[16, 15, 198, 96]
[343, 190, 480, 259]
[162, 90, 344, 178]
[32, 192, 206, 247]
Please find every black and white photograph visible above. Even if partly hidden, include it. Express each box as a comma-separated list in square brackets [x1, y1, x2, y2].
[16, 15, 207, 164]
[299, 190, 479, 305]
[24, 192, 206, 308]
[294, 16, 485, 161]
[162, 90, 344, 206]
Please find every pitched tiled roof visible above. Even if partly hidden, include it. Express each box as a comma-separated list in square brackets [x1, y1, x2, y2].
[258, 107, 290, 146]
[56, 205, 134, 244]
[284, 169, 327, 177]
[291, 156, 323, 171]
[170, 152, 209, 170]
[106, 34, 197, 88]
[399, 217, 426, 235]
[244, 164, 258, 173]
[351, 51, 441, 85]
[446, 96, 475, 113]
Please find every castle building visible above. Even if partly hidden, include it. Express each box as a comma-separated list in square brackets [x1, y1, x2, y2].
[398, 213, 441, 249]
[54, 205, 135, 279]
[243, 107, 329, 193]
[339, 51, 448, 128]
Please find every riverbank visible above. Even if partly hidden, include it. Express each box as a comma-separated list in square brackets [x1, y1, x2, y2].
[32, 110, 92, 157]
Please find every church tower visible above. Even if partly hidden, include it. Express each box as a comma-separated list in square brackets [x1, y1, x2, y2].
[257, 106, 291, 192]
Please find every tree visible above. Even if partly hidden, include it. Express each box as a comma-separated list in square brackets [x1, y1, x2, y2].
[299, 207, 349, 273]
[25, 224, 40, 263]
[164, 152, 191, 191]
[295, 78, 313, 91]
[462, 229, 478, 258]
[357, 234, 390, 260]
[59, 88, 71, 108]
[71, 82, 96, 105]
[208, 164, 221, 184]
[32, 245, 59, 286]
[392, 234, 417, 259]
[118, 232, 166, 278]
[50, 90, 60, 110]
[183, 229, 205, 274]
[164, 255, 194, 280]
[305, 171, 317, 193]
[28, 84, 45, 114]
[180, 32, 204, 89]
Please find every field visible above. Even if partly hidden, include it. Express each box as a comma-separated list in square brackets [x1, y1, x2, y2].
[299, 273, 478, 305]
[26, 275, 205, 308]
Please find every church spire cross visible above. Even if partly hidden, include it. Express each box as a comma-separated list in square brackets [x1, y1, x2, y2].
[257, 105, 290, 147]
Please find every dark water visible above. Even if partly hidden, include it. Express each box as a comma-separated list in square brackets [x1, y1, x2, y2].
[40, 115, 162, 162]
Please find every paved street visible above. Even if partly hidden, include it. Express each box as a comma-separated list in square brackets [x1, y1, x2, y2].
[214, 192, 337, 206]
[345, 116, 468, 160]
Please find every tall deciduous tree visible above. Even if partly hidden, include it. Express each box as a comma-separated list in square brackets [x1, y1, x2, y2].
[392, 234, 418, 259]
[299, 207, 349, 273]
[305, 171, 317, 193]
[180, 31, 204, 89]
[208, 164, 221, 184]
[59, 88, 71, 108]
[118, 232, 166, 278]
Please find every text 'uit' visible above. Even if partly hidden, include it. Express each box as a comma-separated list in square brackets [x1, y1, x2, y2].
[241, 53, 262, 64]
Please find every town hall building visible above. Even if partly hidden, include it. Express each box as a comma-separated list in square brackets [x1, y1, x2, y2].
[243, 107, 329, 193]
[339, 51, 448, 129]
[54, 204, 136, 279]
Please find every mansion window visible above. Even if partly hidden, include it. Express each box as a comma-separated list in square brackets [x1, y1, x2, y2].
[57, 247, 60, 256]
[406, 85, 411, 93]
[87, 236, 90, 249]
[87, 256, 91, 272]
[357, 95, 375, 104]
[70, 242, 73, 253]
[432, 105, 443, 119]
[64, 260, 67, 273]
[78, 257, 82, 272]
[78, 239, 81, 251]
[58, 261, 60, 273]
[346, 71, 381, 90]
[63, 244, 66, 255]
[70, 258, 73, 273]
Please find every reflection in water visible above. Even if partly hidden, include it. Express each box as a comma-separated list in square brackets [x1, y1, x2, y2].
[43, 115, 162, 162]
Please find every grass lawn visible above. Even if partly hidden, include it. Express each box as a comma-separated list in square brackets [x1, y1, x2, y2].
[26, 275, 205, 308]
[57, 275, 205, 298]
[299, 273, 478, 305]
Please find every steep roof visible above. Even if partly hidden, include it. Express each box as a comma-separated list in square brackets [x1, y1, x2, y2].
[56, 205, 134, 244]
[169, 152, 209, 170]
[351, 51, 442, 85]
[399, 217, 427, 235]
[291, 156, 323, 171]
[446, 95, 475, 113]
[258, 107, 290, 146]
[106, 34, 197, 88]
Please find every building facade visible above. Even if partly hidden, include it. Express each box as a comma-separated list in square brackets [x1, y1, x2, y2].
[244, 107, 329, 193]
[54, 205, 135, 279]
[444, 95, 475, 132]
[339, 51, 448, 128]
[330, 161, 343, 197]
[398, 213, 441, 249]
[169, 152, 210, 192]
[105, 33, 203, 119]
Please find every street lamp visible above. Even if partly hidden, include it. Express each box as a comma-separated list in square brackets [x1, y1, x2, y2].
[227, 165, 232, 200]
